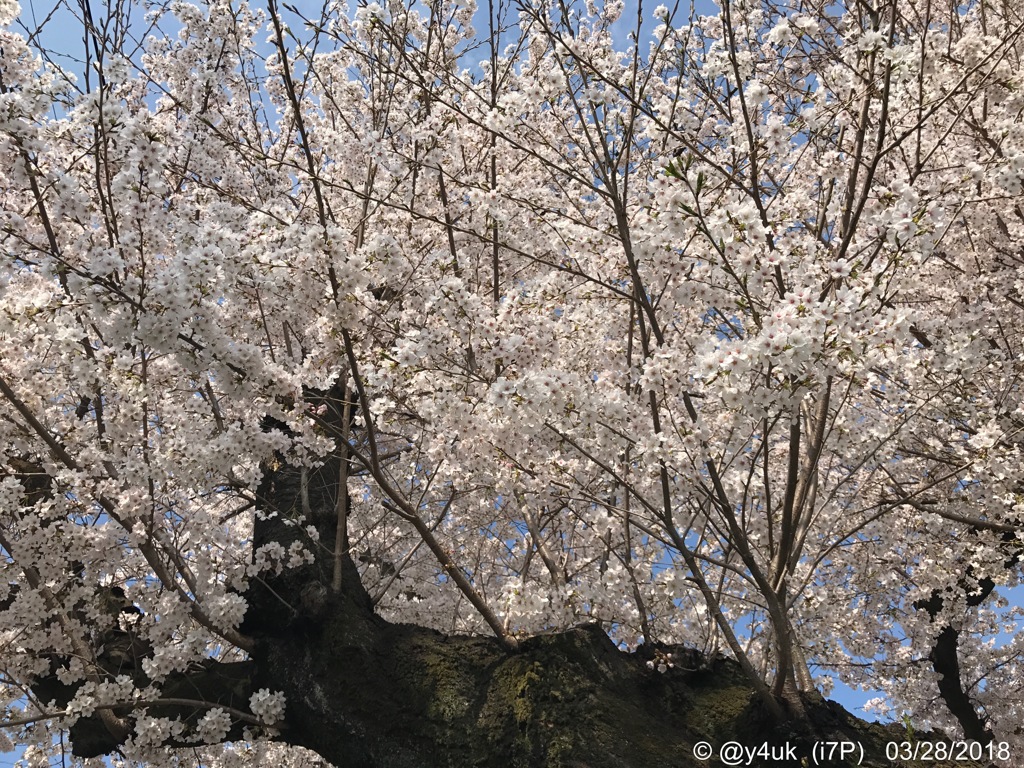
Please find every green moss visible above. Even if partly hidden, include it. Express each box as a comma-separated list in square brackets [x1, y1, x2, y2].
[250, 590, 987, 768]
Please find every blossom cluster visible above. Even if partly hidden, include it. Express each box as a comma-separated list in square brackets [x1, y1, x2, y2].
[2, 0, 1024, 762]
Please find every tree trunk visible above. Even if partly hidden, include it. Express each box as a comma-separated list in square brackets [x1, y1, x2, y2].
[33, 442, 990, 768]
[44, 571, 990, 768]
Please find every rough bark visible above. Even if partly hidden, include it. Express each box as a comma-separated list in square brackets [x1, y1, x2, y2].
[39, 580, 990, 768]
[25, 431, 993, 767]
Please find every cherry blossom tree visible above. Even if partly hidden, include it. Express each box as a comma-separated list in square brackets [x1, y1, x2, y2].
[2, 0, 1023, 764]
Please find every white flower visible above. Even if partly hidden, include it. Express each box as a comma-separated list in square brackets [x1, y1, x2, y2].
[0, 0, 20, 26]
[969, 421, 1001, 451]
[287, 540, 313, 568]
[354, 2, 388, 28]
[766, 20, 795, 46]
[65, 692, 97, 723]
[828, 260, 852, 279]
[792, 14, 819, 35]
[745, 80, 768, 103]
[101, 55, 132, 86]
[249, 688, 286, 725]
[197, 708, 233, 744]
[891, 217, 916, 244]
[134, 715, 181, 747]
[490, 378, 517, 403]
[20, 745, 48, 768]
[206, 593, 247, 631]
[857, 29, 886, 51]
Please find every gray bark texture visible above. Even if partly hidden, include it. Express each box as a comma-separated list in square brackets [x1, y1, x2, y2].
[28, 445, 991, 767]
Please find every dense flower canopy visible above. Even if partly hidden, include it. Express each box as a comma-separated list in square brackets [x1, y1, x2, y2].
[2, 0, 1024, 763]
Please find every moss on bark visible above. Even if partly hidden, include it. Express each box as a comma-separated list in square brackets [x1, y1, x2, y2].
[42, 457, 991, 768]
